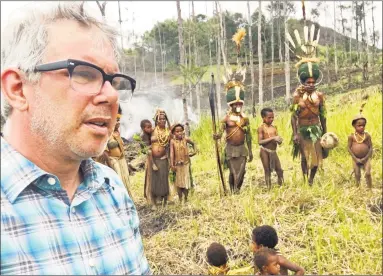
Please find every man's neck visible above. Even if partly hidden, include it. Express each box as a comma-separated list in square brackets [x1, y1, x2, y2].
[4, 123, 82, 202]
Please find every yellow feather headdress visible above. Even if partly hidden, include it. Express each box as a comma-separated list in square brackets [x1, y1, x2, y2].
[223, 28, 247, 91]
[232, 27, 246, 54]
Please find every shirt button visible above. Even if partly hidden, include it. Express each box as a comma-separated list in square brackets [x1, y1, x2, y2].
[71, 208, 76, 214]
[89, 258, 95, 267]
[47, 177, 56, 185]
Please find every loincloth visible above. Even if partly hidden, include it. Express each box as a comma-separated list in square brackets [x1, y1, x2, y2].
[260, 145, 278, 172]
[295, 125, 323, 169]
[225, 143, 248, 159]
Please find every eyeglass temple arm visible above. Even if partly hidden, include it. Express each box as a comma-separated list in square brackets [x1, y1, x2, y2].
[35, 60, 69, 72]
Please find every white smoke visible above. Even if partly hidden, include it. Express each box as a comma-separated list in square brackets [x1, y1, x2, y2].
[119, 86, 199, 140]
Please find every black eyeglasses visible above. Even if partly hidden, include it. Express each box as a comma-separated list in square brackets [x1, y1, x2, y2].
[34, 59, 136, 102]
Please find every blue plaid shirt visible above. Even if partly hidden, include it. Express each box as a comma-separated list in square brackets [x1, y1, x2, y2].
[1, 137, 150, 275]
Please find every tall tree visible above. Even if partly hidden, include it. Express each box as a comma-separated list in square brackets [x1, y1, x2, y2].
[217, 2, 228, 70]
[370, 1, 376, 61]
[176, 0, 189, 134]
[117, 1, 123, 49]
[277, 0, 283, 62]
[258, 1, 263, 106]
[362, 0, 370, 80]
[284, 0, 290, 102]
[157, 23, 165, 84]
[354, 1, 361, 64]
[247, 1, 255, 117]
[192, 1, 201, 118]
[270, 0, 275, 101]
[333, 1, 338, 80]
[96, 1, 107, 19]
[350, 1, 354, 65]
[215, 2, 222, 117]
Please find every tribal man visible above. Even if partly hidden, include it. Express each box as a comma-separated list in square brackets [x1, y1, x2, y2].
[287, 25, 329, 186]
[213, 73, 253, 194]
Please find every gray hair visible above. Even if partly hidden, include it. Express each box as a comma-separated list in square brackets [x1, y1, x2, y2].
[1, 1, 121, 120]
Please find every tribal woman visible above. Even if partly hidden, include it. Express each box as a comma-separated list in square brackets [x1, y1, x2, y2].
[150, 109, 171, 209]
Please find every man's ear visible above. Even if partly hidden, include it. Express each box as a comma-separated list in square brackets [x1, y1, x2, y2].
[1, 68, 29, 112]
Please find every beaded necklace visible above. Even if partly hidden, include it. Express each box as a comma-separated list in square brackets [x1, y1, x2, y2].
[354, 132, 366, 144]
[155, 126, 170, 147]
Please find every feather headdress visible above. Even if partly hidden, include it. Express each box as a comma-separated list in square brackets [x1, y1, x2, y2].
[286, 24, 323, 85]
[222, 28, 247, 91]
[222, 28, 248, 106]
[232, 27, 246, 54]
[352, 101, 368, 125]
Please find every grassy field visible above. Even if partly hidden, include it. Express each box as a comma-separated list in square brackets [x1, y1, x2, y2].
[129, 84, 382, 275]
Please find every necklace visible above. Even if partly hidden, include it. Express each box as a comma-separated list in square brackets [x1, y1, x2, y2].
[155, 126, 170, 147]
[354, 132, 366, 144]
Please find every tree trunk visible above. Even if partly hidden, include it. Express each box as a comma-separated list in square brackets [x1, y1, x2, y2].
[117, 1, 124, 49]
[277, 0, 283, 62]
[188, 14, 193, 107]
[247, 1, 255, 117]
[371, 1, 376, 62]
[355, 1, 360, 64]
[96, 1, 107, 19]
[142, 47, 146, 84]
[153, 38, 157, 86]
[215, 2, 222, 117]
[157, 24, 165, 85]
[191, 1, 201, 118]
[271, 0, 275, 100]
[176, 0, 189, 134]
[258, 1, 263, 106]
[217, 2, 228, 70]
[350, 1, 354, 65]
[284, 0, 290, 102]
[326, 44, 331, 83]
[362, 1, 369, 80]
[333, 1, 338, 80]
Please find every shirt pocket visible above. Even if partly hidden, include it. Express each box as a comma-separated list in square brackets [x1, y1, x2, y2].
[93, 226, 144, 275]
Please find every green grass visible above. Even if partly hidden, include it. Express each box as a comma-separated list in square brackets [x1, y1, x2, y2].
[129, 84, 382, 275]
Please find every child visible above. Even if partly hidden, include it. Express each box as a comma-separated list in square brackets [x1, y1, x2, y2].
[254, 248, 280, 275]
[251, 225, 305, 275]
[347, 107, 373, 188]
[170, 123, 196, 203]
[207, 242, 230, 275]
[139, 119, 156, 202]
[257, 108, 284, 188]
[206, 242, 253, 275]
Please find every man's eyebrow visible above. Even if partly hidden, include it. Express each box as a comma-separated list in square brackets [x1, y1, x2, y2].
[81, 55, 119, 73]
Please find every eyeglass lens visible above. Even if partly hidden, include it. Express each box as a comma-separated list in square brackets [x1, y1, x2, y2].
[71, 64, 133, 101]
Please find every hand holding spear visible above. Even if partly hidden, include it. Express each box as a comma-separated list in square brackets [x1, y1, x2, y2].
[209, 73, 227, 196]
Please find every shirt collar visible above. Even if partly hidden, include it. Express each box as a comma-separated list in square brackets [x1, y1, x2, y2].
[1, 137, 109, 203]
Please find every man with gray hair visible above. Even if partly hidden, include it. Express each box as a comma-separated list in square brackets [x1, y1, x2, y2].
[1, 2, 150, 275]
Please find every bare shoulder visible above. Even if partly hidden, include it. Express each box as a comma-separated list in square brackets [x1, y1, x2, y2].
[365, 132, 373, 142]
[316, 91, 325, 102]
[242, 115, 250, 124]
[292, 92, 300, 103]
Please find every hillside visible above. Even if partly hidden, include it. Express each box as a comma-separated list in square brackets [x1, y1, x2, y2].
[129, 84, 382, 275]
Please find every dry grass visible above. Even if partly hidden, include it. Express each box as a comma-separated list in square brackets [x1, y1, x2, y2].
[129, 84, 382, 275]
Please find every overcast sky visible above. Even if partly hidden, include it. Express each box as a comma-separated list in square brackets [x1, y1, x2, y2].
[1, 1, 382, 49]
